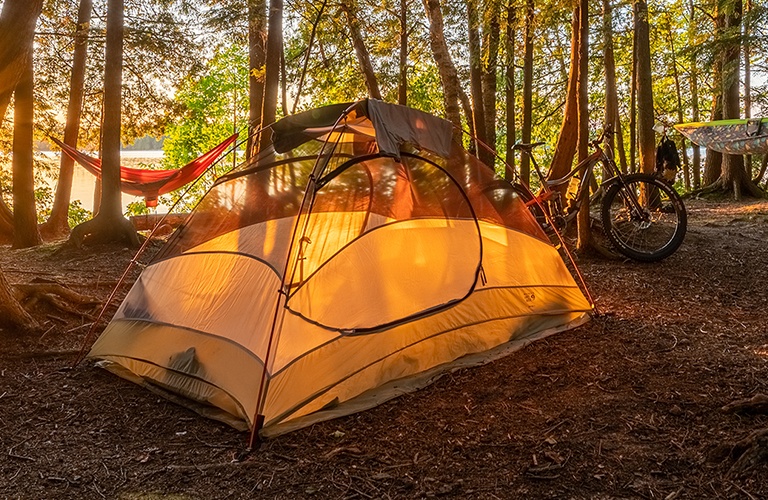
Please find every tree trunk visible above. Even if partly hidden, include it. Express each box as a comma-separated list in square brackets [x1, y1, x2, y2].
[69, 0, 139, 248]
[634, 0, 655, 175]
[12, 46, 41, 249]
[575, 0, 591, 254]
[629, 19, 637, 173]
[246, 0, 267, 159]
[703, 9, 724, 186]
[520, 0, 534, 186]
[258, 0, 284, 154]
[398, 0, 408, 105]
[688, 0, 701, 189]
[42, 0, 93, 238]
[504, 3, 516, 181]
[481, 2, 501, 162]
[743, 0, 752, 176]
[664, 9, 690, 190]
[467, 0, 488, 162]
[602, 0, 619, 169]
[717, 0, 758, 198]
[422, 0, 463, 130]
[0, 0, 44, 124]
[341, 0, 381, 100]
[547, 4, 579, 187]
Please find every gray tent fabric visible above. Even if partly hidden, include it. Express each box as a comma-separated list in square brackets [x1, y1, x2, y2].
[271, 100, 454, 159]
[366, 99, 454, 159]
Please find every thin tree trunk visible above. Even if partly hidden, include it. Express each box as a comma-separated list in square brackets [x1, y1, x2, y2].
[12, 47, 41, 249]
[398, 0, 408, 105]
[743, 0, 752, 176]
[719, 0, 753, 199]
[548, 4, 579, 187]
[481, 2, 501, 161]
[341, 0, 381, 100]
[603, 0, 619, 169]
[422, 0, 462, 130]
[629, 19, 637, 173]
[520, 0, 534, 186]
[664, 9, 690, 190]
[68, 0, 138, 248]
[44, 0, 93, 237]
[247, 0, 267, 159]
[634, 0, 655, 175]
[690, 37, 701, 189]
[258, 0, 284, 154]
[468, 0, 488, 159]
[575, 0, 591, 253]
[703, 9, 724, 187]
[504, 3, 516, 180]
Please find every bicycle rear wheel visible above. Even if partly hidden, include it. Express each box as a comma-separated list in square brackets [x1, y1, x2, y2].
[601, 173, 687, 262]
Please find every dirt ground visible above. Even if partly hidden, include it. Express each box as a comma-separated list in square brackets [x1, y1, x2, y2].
[1, 198, 767, 499]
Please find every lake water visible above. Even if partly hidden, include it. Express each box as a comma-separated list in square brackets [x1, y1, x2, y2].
[47, 150, 170, 213]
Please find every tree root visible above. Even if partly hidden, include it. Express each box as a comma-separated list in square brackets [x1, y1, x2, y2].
[13, 281, 101, 318]
[722, 394, 768, 415]
[68, 213, 140, 249]
[725, 429, 768, 477]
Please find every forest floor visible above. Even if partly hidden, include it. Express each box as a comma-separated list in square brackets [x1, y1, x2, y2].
[1, 198, 768, 499]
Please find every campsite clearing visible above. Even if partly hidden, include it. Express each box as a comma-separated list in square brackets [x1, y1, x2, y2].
[1, 198, 768, 499]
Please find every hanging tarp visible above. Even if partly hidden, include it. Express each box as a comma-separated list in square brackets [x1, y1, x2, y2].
[50, 134, 238, 207]
[675, 118, 768, 155]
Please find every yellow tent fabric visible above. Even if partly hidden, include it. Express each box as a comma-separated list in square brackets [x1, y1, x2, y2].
[89, 100, 592, 437]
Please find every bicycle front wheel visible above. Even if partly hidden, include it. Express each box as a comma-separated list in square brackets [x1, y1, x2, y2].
[601, 173, 687, 262]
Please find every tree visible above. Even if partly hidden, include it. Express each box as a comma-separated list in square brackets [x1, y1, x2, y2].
[520, 0, 534, 185]
[68, 0, 139, 248]
[11, 46, 41, 249]
[575, 0, 590, 254]
[422, 0, 463, 130]
[504, 2, 516, 180]
[468, 0, 488, 160]
[634, 0, 655, 175]
[258, 0, 283, 153]
[341, 0, 382, 99]
[0, 0, 44, 331]
[41, 0, 93, 238]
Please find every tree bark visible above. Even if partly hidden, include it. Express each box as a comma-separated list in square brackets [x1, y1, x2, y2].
[481, 2, 501, 162]
[398, 0, 408, 105]
[69, 0, 139, 248]
[422, 0, 463, 130]
[258, 0, 284, 155]
[341, 0, 381, 100]
[246, 0, 267, 159]
[504, 3, 516, 181]
[0, 0, 44, 124]
[12, 46, 41, 249]
[602, 0, 619, 170]
[664, 9, 690, 190]
[520, 0, 534, 186]
[547, 4, 579, 188]
[468, 0, 488, 162]
[634, 0, 655, 175]
[43, 0, 93, 238]
[703, 9, 724, 186]
[688, 0, 701, 189]
[575, 0, 591, 254]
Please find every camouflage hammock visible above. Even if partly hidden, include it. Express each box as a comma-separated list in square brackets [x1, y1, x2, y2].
[675, 118, 768, 155]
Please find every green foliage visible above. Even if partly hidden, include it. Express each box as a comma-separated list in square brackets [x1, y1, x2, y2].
[162, 45, 248, 212]
[67, 200, 92, 227]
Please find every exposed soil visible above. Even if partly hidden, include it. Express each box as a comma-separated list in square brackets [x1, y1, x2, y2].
[1, 198, 768, 499]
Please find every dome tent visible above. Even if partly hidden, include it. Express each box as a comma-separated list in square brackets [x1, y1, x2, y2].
[88, 99, 592, 439]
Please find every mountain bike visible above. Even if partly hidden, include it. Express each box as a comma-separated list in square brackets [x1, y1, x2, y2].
[511, 127, 687, 262]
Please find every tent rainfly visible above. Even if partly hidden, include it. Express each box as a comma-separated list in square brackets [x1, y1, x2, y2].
[88, 100, 592, 439]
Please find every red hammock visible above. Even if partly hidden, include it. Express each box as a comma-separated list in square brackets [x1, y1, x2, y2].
[50, 133, 238, 207]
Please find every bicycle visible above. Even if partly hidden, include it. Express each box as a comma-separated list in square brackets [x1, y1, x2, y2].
[511, 127, 687, 262]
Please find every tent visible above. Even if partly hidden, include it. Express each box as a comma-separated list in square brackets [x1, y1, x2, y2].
[87, 100, 592, 439]
[50, 133, 238, 207]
